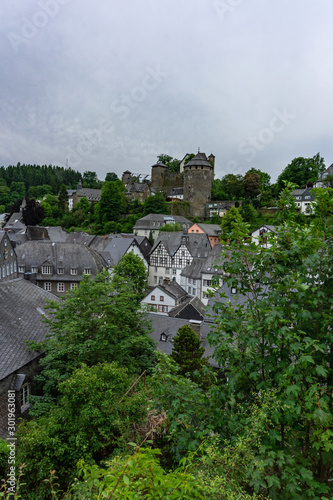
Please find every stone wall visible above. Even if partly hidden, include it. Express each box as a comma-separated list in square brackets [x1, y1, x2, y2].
[0, 357, 43, 438]
[151, 166, 183, 192]
[183, 165, 214, 218]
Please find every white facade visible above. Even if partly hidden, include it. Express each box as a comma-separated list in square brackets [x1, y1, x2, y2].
[141, 288, 175, 315]
[148, 242, 193, 286]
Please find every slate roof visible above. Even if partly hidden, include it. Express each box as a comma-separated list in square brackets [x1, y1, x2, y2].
[181, 258, 207, 280]
[151, 232, 211, 258]
[166, 187, 184, 197]
[194, 223, 221, 236]
[148, 313, 217, 366]
[89, 235, 143, 267]
[201, 244, 225, 275]
[65, 231, 97, 246]
[15, 241, 108, 276]
[185, 152, 213, 168]
[75, 188, 102, 202]
[168, 296, 206, 321]
[0, 278, 57, 380]
[134, 214, 191, 231]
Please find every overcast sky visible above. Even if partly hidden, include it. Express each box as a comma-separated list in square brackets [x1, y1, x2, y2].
[1, 0, 332, 183]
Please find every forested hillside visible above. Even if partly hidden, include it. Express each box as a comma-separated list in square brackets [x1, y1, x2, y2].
[0, 163, 81, 211]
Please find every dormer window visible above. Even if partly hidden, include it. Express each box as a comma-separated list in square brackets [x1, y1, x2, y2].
[160, 333, 167, 342]
[71, 268, 78, 275]
[57, 267, 64, 274]
[83, 268, 91, 275]
[42, 265, 52, 275]
[18, 265, 25, 273]
[231, 287, 237, 294]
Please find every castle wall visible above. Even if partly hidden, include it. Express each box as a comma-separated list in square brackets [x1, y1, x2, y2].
[151, 166, 183, 192]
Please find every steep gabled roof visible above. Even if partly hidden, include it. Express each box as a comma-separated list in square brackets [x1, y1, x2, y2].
[168, 296, 206, 321]
[0, 278, 57, 381]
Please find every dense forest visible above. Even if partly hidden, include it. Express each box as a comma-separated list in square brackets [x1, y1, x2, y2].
[0, 186, 332, 499]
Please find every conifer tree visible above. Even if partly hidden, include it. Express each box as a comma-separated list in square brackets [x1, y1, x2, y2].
[171, 325, 208, 383]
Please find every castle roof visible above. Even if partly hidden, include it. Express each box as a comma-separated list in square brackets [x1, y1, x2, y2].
[185, 152, 212, 168]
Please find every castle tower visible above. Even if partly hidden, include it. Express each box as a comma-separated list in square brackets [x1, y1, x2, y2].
[183, 152, 214, 218]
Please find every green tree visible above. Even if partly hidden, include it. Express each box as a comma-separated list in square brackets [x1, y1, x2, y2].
[159, 222, 182, 232]
[82, 171, 102, 188]
[247, 168, 271, 191]
[220, 174, 245, 199]
[94, 181, 123, 224]
[22, 199, 45, 226]
[220, 206, 244, 241]
[113, 252, 148, 298]
[244, 171, 261, 199]
[239, 201, 258, 225]
[277, 153, 326, 191]
[105, 172, 119, 182]
[143, 193, 170, 216]
[57, 183, 69, 212]
[211, 178, 227, 201]
[208, 187, 333, 499]
[31, 272, 156, 399]
[157, 154, 181, 173]
[16, 362, 150, 499]
[171, 325, 210, 385]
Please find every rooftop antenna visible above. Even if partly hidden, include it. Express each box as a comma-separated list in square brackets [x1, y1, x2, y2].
[198, 146, 200, 153]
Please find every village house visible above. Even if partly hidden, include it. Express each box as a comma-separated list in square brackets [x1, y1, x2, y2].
[0, 231, 18, 282]
[133, 214, 191, 242]
[188, 223, 221, 247]
[148, 232, 212, 287]
[15, 241, 108, 297]
[141, 279, 189, 315]
[291, 187, 315, 214]
[0, 278, 57, 438]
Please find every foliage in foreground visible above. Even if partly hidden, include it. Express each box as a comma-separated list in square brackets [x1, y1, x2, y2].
[209, 187, 333, 499]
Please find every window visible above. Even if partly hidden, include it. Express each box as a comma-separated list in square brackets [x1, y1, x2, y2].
[0, 267, 1, 279]
[10, 262, 13, 274]
[57, 282, 65, 292]
[44, 282, 51, 291]
[4, 239, 7, 247]
[42, 265, 52, 274]
[83, 268, 91, 275]
[57, 267, 64, 274]
[231, 287, 237, 294]
[70, 283, 78, 290]
[203, 279, 212, 287]
[14, 262, 17, 272]
[154, 276, 157, 284]
[7, 264, 9, 275]
[10, 250, 13, 256]
[151, 295, 155, 301]
[21, 383, 30, 410]
[18, 265, 25, 273]
[31, 266, 38, 273]
[165, 268, 170, 274]
[172, 268, 176, 274]
[160, 333, 167, 341]
[2, 265, 5, 277]
[160, 296, 164, 302]
[71, 268, 77, 275]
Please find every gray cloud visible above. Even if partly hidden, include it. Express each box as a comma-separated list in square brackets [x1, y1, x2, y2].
[1, 0, 332, 183]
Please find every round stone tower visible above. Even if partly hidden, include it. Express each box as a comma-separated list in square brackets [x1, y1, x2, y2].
[183, 152, 214, 218]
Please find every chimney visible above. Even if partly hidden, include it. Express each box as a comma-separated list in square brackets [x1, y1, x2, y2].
[189, 320, 202, 340]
